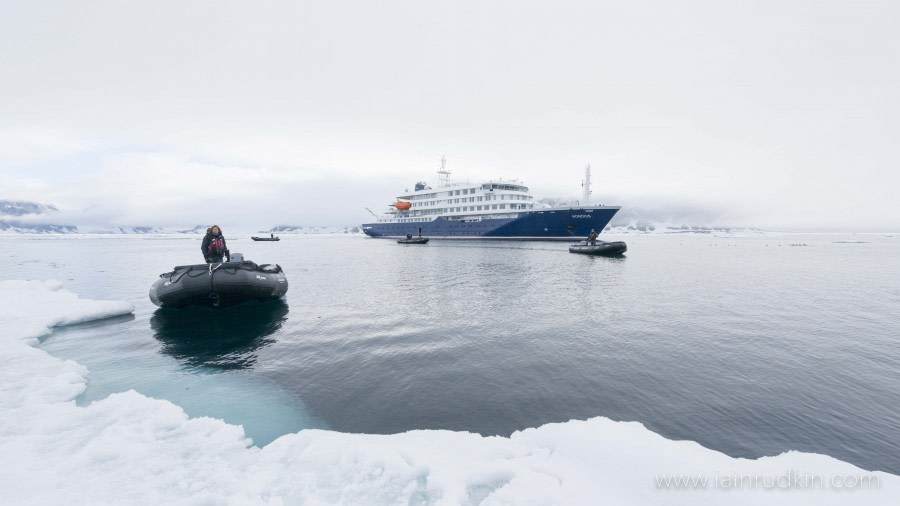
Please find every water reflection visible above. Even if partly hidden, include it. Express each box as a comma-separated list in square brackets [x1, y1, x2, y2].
[151, 300, 289, 370]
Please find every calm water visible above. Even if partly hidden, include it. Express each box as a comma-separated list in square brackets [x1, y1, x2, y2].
[4, 233, 899, 474]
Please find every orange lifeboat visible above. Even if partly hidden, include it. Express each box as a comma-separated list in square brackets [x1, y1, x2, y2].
[394, 201, 411, 211]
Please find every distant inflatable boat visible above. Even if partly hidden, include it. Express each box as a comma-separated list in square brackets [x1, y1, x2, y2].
[397, 237, 429, 244]
[251, 236, 280, 241]
[149, 254, 288, 308]
[569, 241, 627, 256]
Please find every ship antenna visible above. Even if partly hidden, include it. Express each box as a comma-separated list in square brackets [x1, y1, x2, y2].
[581, 164, 592, 205]
[437, 155, 451, 187]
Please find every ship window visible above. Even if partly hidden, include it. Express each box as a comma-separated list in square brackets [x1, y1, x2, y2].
[455, 190, 460, 195]
[492, 205, 497, 209]
[500, 204, 506, 209]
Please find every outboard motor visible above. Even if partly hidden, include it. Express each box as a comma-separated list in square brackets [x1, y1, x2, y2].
[229, 252, 244, 263]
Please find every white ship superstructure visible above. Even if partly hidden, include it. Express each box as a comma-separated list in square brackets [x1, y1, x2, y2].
[376, 180, 535, 225]
[362, 158, 620, 240]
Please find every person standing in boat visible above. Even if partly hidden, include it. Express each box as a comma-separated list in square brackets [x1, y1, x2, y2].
[588, 229, 598, 246]
[202, 225, 229, 263]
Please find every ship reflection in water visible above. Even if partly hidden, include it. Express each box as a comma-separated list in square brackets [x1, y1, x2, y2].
[151, 300, 289, 370]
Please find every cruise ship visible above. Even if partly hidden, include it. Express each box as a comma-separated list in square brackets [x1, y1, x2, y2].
[362, 159, 620, 240]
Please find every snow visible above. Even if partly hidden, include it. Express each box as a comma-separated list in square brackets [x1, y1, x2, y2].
[1, 280, 897, 505]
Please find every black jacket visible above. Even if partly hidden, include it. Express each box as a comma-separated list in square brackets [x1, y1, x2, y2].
[201, 233, 228, 261]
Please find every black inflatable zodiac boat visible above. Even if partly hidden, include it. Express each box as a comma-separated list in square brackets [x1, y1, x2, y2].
[568, 241, 628, 256]
[149, 253, 288, 308]
[397, 237, 429, 244]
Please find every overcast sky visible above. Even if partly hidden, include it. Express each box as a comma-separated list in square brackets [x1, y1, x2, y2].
[1, 0, 897, 231]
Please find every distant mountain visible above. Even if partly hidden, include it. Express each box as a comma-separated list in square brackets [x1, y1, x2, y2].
[266, 225, 362, 235]
[78, 226, 167, 234]
[603, 206, 756, 234]
[0, 221, 77, 233]
[604, 222, 761, 235]
[0, 199, 77, 233]
[0, 200, 60, 217]
[175, 225, 211, 234]
[0, 199, 172, 234]
[534, 198, 760, 235]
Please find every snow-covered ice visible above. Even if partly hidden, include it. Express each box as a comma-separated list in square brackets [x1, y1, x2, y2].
[1, 280, 896, 505]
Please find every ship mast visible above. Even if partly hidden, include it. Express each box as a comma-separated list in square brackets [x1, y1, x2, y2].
[437, 155, 451, 187]
[581, 164, 592, 205]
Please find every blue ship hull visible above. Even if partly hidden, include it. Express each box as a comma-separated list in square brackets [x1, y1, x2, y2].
[362, 207, 619, 240]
